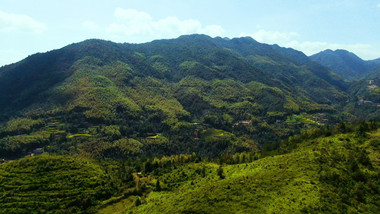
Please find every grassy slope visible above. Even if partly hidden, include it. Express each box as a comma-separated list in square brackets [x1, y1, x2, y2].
[97, 196, 137, 214]
[133, 152, 319, 213]
[0, 155, 116, 214]
[131, 130, 380, 213]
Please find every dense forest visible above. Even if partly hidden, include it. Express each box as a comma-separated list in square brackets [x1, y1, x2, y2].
[0, 34, 379, 213]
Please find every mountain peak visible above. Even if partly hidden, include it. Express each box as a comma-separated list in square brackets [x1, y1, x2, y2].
[310, 49, 372, 79]
[334, 49, 360, 58]
[229, 36, 259, 44]
[335, 49, 350, 53]
[323, 49, 334, 53]
[177, 34, 213, 41]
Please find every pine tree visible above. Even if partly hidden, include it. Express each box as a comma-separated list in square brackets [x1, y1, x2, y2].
[217, 165, 225, 179]
[155, 179, 161, 191]
[134, 197, 141, 206]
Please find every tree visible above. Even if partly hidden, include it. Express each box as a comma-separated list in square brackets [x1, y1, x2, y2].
[155, 179, 161, 191]
[217, 165, 225, 179]
[201, 166, 206, 177]
[335, 122, 347, 133]
[134, 197, 141, 206]
[356, 122, 369, 137]
[144, 160, 152, 173]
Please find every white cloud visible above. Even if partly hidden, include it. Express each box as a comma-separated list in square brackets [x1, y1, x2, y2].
[0, 11, 46, 34]
[241, 30, 299, 45]
[114, 8, 152, 23]
[106, 8, 224, 42]
[241, 29, 380, 60]
[82, 21, 99, 30]
[154, 17, 201, 35]
[201, 25, 225, 37]
[377, 3, 380, 7]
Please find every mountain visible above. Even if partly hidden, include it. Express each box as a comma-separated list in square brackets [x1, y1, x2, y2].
[367, 58, 380, 70]
[345, 66, 380, 119]
[0, 34, 353, 159]
[365, 66, 380, 80]
[0, 35, 347, 118]
[0, 34, 379, 213]
[310, 49, 380, 80]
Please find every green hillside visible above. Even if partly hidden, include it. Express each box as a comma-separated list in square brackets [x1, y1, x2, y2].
[0, 35, 353, 160]
[0, 123, 378, 213]
[0, 155, 117, 213]
[345, 67, 380, 119]
[128, 124, 380, 213]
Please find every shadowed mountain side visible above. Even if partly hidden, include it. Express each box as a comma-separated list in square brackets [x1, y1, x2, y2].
[310, 49, 380, 80]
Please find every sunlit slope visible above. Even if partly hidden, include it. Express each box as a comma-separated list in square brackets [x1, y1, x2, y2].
[132, 130, 380, 213]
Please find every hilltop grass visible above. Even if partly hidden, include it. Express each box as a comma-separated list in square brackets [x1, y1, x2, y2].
[132, 151, 321, 213]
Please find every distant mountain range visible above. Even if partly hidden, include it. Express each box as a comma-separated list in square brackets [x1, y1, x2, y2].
[310, 49, 380, 80]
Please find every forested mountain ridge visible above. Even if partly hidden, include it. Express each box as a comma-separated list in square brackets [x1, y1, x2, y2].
[310, 49, 380, 80]
[0, 40, 132, 116]
[345, 66, 380, 119]
[0, 34, 348, 116]
[0, 34, 354, 159]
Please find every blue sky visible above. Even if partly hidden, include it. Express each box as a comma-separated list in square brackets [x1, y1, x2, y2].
[1, 0, 380, 66]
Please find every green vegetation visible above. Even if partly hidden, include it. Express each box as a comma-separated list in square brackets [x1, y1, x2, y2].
[0, 35, 379, 213]
[0, 35, 360, 161]
[0, 155, 116, 213]
[0, 122, 379, 213]
[128, 123, 380, 213]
